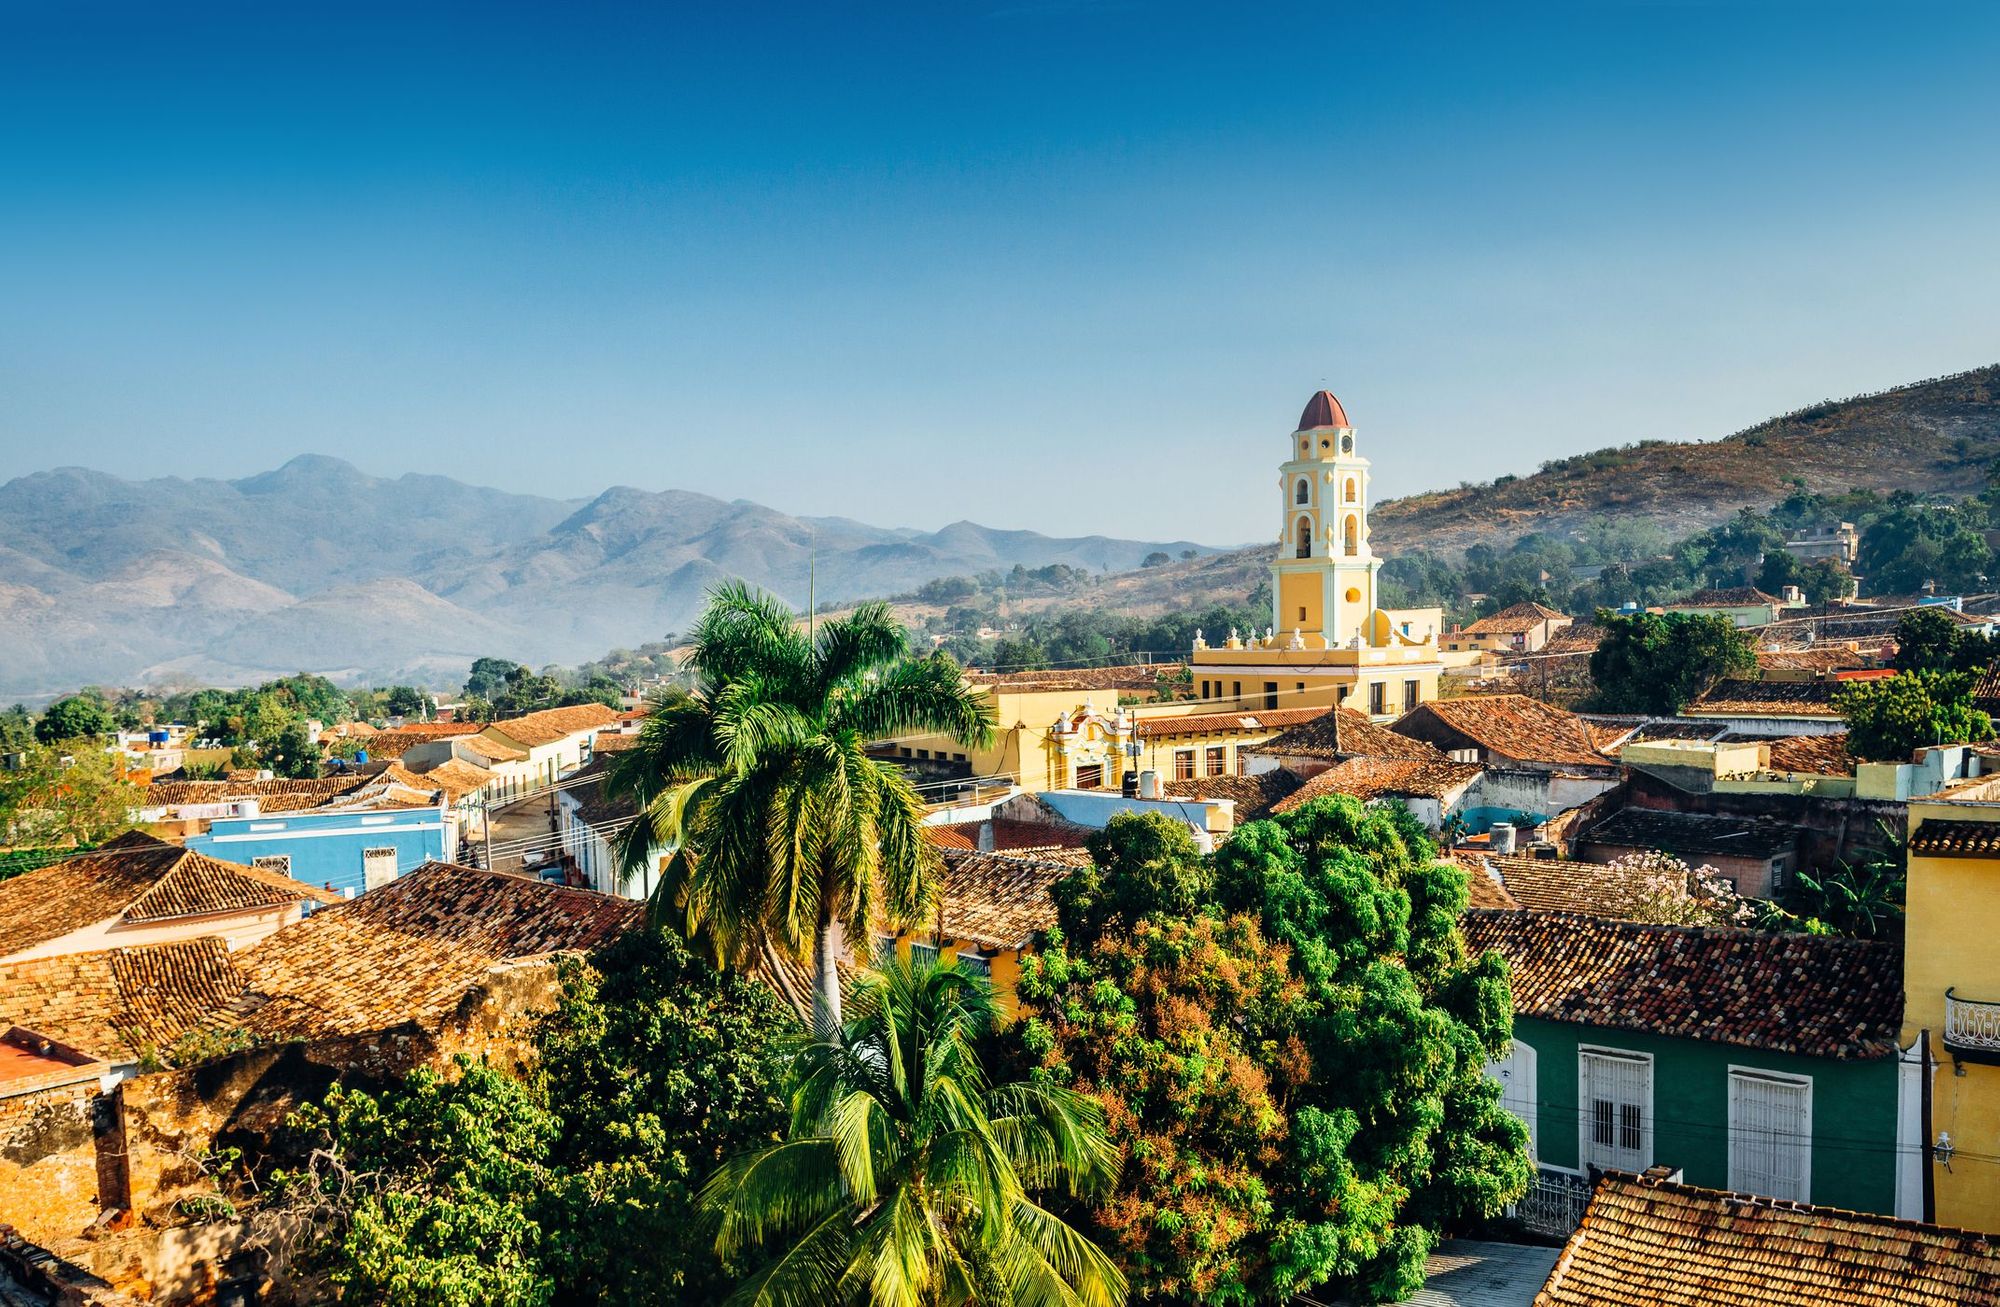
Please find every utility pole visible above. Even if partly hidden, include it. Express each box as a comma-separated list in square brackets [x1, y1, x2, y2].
[482, 789, 494, 871]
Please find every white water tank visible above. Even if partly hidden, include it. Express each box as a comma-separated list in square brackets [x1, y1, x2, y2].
[1490, 823, 1517, 856]
[1137, 769, 1161, 800]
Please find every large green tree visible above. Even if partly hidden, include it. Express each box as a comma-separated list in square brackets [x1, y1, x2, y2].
[34, 692, 114, 743]
[532, 927, 794, 1305]
[1017, 806, 1529, 1304]
[1835, 670, 1994, 761]
[279, 1058, 559, 1307]
[0, 744, 139, 848]
[1586, 608, 1755, 714]
[703, 954, 1126, 1306]
[611, 583, 993, 1033]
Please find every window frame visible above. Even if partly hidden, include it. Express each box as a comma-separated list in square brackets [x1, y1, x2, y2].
[1727, 1066, 1813, 1201]
[1368, 682, 1387, 716]
[955, 951, 993, 979]
[1578, 1046, 1654, 1176]
[1204, 745, 1226, 776]
[251, 854, 292, 875]
[1174, 749, 1196, 781]
[910, 941, 940, 969]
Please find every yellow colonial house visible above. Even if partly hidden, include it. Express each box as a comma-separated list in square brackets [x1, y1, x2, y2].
[1903, 780, 2000, 1230]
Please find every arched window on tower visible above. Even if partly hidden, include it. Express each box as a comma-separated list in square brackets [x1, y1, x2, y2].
[1344, 477, 1357, 503]
[1343, 515, 1359, 556]
[1296, 517, 1312, 559]
[1295, 478, 1310, 505]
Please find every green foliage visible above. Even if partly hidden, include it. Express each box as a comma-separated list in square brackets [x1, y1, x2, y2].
[262, 721, 321, 779]
[383, 685, 436, 720]
[1016, 805, 1529, 1304]
[464, 657, 527, 701]
[1893, 608, 1966, 674]
[280, 1058, 559, 1307]
[1587, 609, 1755, 714]
[1836, 670, 1994, 761]
[532, 927, 793, 1305]
[703, 952, 1126, 1306]
[1857, 505, 1993, 596]
[0, 746, 139, 848]
[608, 582, 994, 1033]
[1788, 849, 1905, 940]
[35, 692, 114, 744]
[160, 674, 351, 746]
[281, 928, 795, 1306]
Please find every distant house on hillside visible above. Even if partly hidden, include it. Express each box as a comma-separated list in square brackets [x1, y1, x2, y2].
[1781, 521, 1859, 566]
[1443, 602, 1573, 654]
[1661, 586, 1799, 629]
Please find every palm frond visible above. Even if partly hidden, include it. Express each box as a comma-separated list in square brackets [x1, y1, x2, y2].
[833, 653, 997, 750]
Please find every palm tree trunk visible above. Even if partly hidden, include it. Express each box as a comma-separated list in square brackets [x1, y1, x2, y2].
[812, 909, 844, 1039]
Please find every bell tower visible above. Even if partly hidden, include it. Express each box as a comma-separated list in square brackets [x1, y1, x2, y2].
[1271, 390, 1380, 650]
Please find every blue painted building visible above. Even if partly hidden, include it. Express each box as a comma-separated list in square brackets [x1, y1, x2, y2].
[184, 802, 449, 899]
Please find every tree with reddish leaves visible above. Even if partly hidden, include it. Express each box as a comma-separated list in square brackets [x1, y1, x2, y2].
[1015, 799, 1529, 1305]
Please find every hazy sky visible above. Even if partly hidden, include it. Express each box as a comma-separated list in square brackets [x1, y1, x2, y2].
[4, 1, 1998, 545]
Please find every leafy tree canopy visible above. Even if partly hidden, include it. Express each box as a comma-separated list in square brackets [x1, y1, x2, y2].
[0, 744, 139, 849]
[1836, 670, 1994, 761]
[262, 721, 321, 779]
[34, 692, 115, 744]
[1016, 805, 1529, 1304]
[1586, 609, 1755, 715]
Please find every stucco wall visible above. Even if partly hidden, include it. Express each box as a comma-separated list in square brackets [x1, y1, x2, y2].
[0, 1079, 104, 1244]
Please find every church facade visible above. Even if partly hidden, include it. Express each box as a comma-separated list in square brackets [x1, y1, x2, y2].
[1191, 390, 1444, 719]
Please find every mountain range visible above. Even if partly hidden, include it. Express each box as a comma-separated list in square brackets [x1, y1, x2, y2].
[0, 459, 1215, 696]
[6, 364, 1997, 698]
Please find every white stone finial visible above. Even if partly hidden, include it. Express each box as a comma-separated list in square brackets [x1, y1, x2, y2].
[1288, 628, 1305, 651]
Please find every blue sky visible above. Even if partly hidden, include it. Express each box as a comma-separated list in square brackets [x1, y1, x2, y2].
[3, 1, 1998, 544]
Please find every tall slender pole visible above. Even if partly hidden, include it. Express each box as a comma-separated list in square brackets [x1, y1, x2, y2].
[1921, 1028, 1937, 1225]
[482, 789, 494, 871]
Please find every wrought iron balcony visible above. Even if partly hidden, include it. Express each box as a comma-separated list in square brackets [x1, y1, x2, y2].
[1944, 989, 2000, 1064]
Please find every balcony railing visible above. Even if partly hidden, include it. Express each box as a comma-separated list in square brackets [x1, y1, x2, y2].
[1944, 989, 2000, 1063]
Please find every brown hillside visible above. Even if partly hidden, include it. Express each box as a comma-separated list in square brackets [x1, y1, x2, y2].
[1367, 364, 2000, 557]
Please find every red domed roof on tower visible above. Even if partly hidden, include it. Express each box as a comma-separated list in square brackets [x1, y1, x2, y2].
[1297, 390, 1350, 431]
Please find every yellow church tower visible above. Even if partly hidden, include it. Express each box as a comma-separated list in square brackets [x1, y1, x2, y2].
[1189, 388, 1446, 720]
[1274, 390, 1380, 650]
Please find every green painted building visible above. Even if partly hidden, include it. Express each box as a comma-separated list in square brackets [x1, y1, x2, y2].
[1464, 910, 1908, 1216]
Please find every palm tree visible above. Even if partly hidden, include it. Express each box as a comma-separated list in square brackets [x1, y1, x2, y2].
[609, 582, 994, 1033]
[702, 955, 1127, 1307]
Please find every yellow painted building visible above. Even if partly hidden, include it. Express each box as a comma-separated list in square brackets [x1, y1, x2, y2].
[1190, 390, 1444, 719]
[1904, 780, 2000, 1230]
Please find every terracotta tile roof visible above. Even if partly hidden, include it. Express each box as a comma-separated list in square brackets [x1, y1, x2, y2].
[1272, 756, 1483, 812]
[1909, 819, 2000, 858]
[1755, 647, 1868, 673]
[1581, 808, 1799, 860]
[1756, 733, 1856, 776]
[0, 938, 246, 1061]
[1162, 770, 1304, 823]
[931, 850, 1075, 951]
[1244, 707, 1442, 761]
[1462, 910, 1902, 1059]
[1132, 706, 1324, 740]
[1670, 587, 1783, 608]
[965, 664, 1176, 695]
[1480, 854, 1652, 918]
[458, 734, 531, 764]
[1686, 678, 1842, 718]
[141, 775, 370, 812]
[1455, 857, 1520, 910]
[1458, 602, 1569, 636]
[591, 732, 642, 752]
[0, 833, 337, 958]
[401, 757, 496, 802]
[1535, 1172, 2000, 1306]
[1398, 694, 1609, 768]
[226, 861, 641, 1042]
[485, 703, 622, 749]
[360, 722, 482, 759]
[1542, 624, 1606, 655]
[925, 818, 1091, 854]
